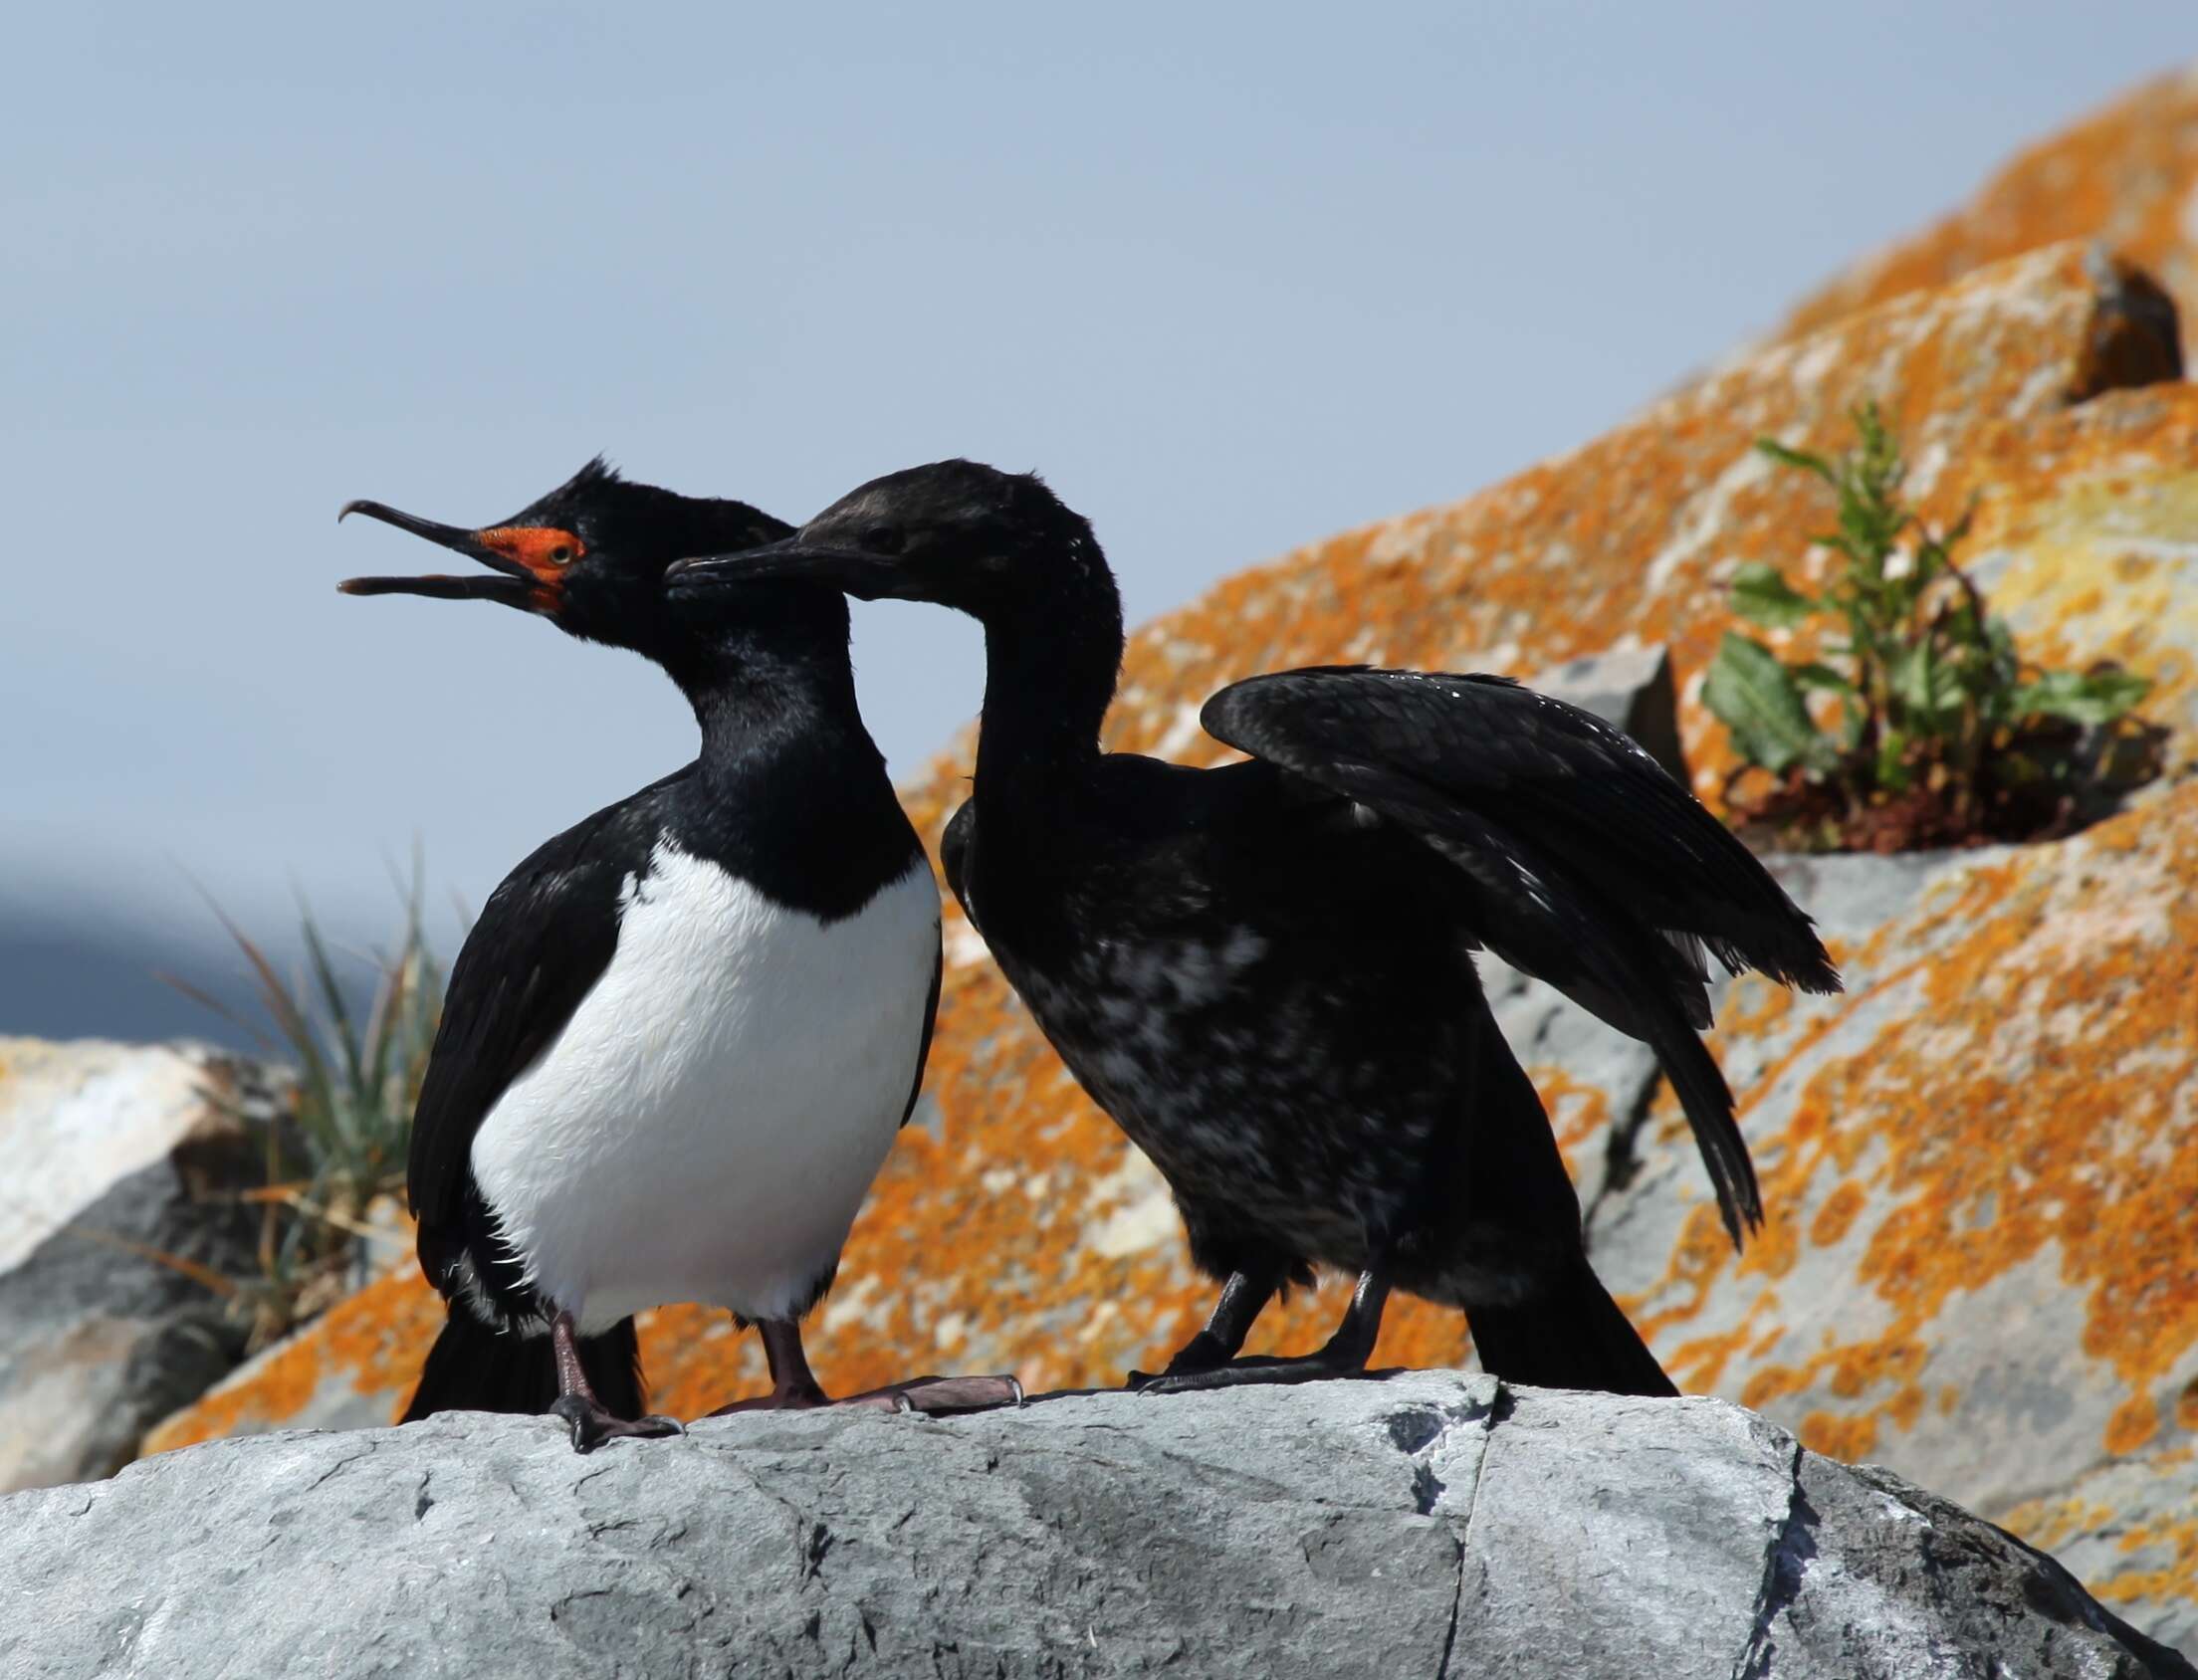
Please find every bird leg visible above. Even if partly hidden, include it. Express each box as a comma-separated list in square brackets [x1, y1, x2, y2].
[1126, 1268, 1279, 1387]
[707, 1317, 832, 1412]
[708, 1318, 1023, 1417]
[1138, 1271, 1394, 1395]
[547, 1311, 685, 1453]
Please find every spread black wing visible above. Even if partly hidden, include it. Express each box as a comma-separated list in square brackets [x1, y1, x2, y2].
[408, 783, 671, 1296]
[1202, 667, 1842, 1245]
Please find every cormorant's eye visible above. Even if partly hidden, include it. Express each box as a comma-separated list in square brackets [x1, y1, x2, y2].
[547, 543, 575, 566]
[864, 525, 906, 556]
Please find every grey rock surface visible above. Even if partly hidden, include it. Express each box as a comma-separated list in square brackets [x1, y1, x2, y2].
[0, 1038, 285, 1492]
[1529, 641, 1688, 784]
[0, 1371, 2183, 1679]
[1996, 1439, 2198, 1661]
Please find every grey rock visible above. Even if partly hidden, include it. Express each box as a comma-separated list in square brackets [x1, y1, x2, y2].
[1995, 1439, 2198, 1661]
[1529, 641, 1687, 784]
[0, 1038, 284, 1491]
[1768, 1452, 2189, 1680]
[0, 1371, 2182, 1679]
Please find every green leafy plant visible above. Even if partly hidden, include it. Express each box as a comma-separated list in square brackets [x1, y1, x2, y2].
[171, 879, 447, 1347]
[1704, 403, 2157, 850]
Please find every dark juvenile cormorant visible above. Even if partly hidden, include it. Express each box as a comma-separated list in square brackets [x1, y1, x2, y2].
[669, 461, 1842, 1396]
[338, 459, 1018, 1448]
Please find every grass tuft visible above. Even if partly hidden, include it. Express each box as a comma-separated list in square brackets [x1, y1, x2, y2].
[174, 873, 447, 1349]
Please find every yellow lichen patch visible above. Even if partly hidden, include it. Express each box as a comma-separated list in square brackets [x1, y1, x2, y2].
[1955, 418, 2198, 770]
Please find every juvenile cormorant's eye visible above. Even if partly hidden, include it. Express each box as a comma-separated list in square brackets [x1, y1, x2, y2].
[864, 525, 906, 556]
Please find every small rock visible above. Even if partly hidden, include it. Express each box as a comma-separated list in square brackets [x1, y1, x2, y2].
[0, 1038, 283, 1491]
[1528, 642, 1688, 784]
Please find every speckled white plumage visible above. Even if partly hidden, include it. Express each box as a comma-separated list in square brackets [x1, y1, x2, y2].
[469, 842, 938, 1334]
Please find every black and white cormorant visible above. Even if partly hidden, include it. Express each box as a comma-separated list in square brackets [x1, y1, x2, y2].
[338, 459, 1018, 1449]
[670, 461, 1843, 1397]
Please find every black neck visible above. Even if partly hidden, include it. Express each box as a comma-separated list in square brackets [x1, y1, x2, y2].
[672, 630, 865, 767]
[973, 528, 1126, 812]
[631, 583, 855, 761]
[653, 603, 916, 918]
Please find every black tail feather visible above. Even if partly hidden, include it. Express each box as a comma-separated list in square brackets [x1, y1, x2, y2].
[1466, 1260, 1677, 1398]
[401, 1312, 646, 1424]
[1647, 1008, 1761, 1248]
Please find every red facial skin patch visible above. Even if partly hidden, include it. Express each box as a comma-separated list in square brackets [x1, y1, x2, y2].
[479, 526, 584, 605]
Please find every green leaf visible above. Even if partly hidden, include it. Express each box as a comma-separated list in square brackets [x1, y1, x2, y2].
[1837, 694, 1867, 751]
[1755, 437, 1835, 482]
[2011, 669, 2151, 726]
[1704, 632, 1838, 775]
[1729, 562, 1821, 630]
[1874, 724, 1911, 793]
[1789, 662, 1856, 696]
[1888, 640, 1967, 729]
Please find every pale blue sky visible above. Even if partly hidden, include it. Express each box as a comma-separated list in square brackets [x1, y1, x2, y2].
[5, 4, 2192, 1032]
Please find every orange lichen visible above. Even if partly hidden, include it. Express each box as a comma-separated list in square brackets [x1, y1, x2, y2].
[1533, 1067, 1615, 1164]
[1780, 68, 2198, 347]
[2108, 1392, 2162, 1457]
[1810, 1183, 1868, 1249]
[1799, 1410, 1879, 1461]
[2001, 1497, 2117, 1555]
[2090, 1522, 2198, 1613]
[1741, 1365, 1808, 1411]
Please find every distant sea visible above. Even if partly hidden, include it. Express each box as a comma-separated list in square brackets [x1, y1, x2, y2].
[1, 893, 392, 1054]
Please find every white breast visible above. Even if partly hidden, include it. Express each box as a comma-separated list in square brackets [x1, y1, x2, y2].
[469, 842, 940, 1333]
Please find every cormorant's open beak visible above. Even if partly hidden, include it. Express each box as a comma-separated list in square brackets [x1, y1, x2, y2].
[335, 501, 536, 605]
[667, 536, 896, 602]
